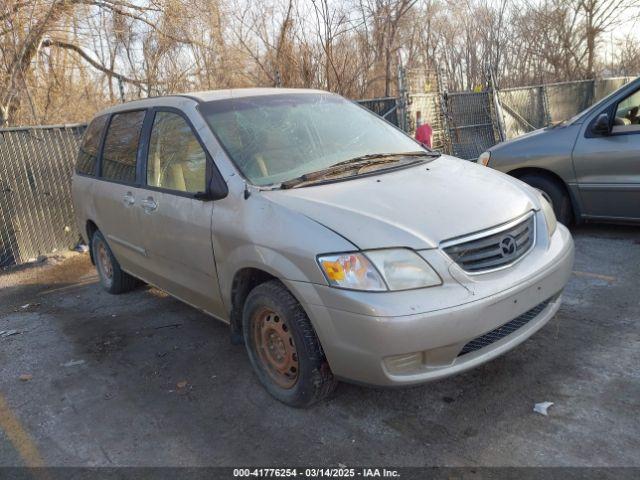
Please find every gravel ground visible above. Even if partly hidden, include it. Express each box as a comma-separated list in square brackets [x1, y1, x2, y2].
[0, 224, 638, 467]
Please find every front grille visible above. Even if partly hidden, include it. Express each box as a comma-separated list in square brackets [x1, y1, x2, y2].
[457, 297, 552, 357]
[442, 212, 535, 273]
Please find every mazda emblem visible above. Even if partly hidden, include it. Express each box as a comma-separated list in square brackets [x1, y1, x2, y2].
[499, 235, 517, 257]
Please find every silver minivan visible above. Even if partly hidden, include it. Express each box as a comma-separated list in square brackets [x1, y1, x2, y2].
[72, 88, 574, 407]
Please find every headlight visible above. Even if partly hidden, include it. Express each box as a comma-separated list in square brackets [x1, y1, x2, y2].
[317, 253, 386, 291]
[478, 151, 491, 166]
[539, 193, 557, 237]
[318, 249, 442, 291]
[366, 249, 442, 290]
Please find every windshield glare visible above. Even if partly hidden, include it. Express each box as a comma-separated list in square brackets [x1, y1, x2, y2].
[200, 93, 426, 186]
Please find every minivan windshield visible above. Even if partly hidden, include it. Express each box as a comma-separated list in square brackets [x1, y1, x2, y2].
[200, 93, 430, 186]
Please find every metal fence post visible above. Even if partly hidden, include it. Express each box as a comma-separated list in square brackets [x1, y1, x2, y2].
[488, 69, 507, 143]
[118, 76, 126, 103]
[396, 63, 408, 132]
[436, 68, 453, 156]
[540, 85, 551, 126]
[587, 79, 596, 111]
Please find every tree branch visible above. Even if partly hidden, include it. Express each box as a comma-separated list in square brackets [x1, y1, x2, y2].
[42, 38, 147, 87]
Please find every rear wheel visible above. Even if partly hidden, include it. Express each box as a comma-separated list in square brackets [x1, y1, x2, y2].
[518, 173, 572, 225]
[91, 231, 138, 294]
[242, 280, 337, 407]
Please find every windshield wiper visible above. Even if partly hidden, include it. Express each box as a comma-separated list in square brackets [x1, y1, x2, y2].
[280, 151, 438, 189]
[330, 151, 437, 167]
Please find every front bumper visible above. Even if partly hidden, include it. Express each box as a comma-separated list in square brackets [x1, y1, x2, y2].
[286, 222, 574, 386]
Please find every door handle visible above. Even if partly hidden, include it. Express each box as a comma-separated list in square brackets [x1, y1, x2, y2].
[123, 192, 135, 206]
[141, 197, 158, 213]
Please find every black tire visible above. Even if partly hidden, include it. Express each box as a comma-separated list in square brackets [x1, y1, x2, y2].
[518, 173, 572, 225]
[91, 230, 138, 294]
[242, 280, 337, 407]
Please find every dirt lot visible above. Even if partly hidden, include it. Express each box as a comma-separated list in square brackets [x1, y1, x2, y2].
[0, 225, 638, 467]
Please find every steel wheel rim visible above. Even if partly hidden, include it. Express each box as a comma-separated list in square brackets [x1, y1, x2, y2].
[96, 241, 113, 283]
[252, 307, 299, 389]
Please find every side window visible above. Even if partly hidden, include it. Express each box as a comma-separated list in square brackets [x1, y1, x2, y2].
[612, 89, 640, 134]
[101, 111, 146, 183]
[146, 112, 207, 193]
[76, 115, 108, 175]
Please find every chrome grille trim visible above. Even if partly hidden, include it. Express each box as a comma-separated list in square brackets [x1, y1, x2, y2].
[457, 296, 554, 357]
[441, 211, 536, 274]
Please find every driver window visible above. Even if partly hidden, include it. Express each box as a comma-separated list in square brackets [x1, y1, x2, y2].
[612, 89, 640, 134]
[147, 112, 207, 193]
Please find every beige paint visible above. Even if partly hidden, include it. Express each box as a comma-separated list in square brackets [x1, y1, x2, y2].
[72, 89, 575, 386]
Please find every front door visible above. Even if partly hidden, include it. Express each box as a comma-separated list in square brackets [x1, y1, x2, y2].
[572, 86, 640, 221]
[135, 109, 226, 318]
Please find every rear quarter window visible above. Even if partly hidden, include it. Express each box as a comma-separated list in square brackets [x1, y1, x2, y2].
[76, 115, 108, 176]
[101, 110, 146, 183]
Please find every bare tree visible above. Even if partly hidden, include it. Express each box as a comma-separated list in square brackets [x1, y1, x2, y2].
[0, 0, 637, 126]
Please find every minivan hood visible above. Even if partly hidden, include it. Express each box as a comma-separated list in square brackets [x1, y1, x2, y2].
[263, 156, 540, 250]
[489, 122, 579, 157]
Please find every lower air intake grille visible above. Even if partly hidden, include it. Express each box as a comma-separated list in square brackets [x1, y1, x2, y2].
[458, 297, 553, 357]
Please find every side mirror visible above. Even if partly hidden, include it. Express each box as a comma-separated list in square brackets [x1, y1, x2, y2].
[209, 174, 229, 200]
[195, 173, 229, 201]
[592, 113, 611, 136]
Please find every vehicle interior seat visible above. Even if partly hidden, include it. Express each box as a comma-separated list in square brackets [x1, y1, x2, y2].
[164, 163, 187, 191]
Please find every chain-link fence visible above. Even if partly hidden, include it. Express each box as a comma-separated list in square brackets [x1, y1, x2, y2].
[402, 75, 635, 155]
[0, 76, 636, 269]
[406, 93, 449, 152]
[356, 97, 399, 127]
[407, 91, 501, 160]
[0, 124, 85, 269]
[405, 68, 440, 96]
[442, 91, 502, 160]
[498, 77, 635, 139]
[497, 86, 548, 138]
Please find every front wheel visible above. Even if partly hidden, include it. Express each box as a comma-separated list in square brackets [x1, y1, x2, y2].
[518, 173, 573, 225]
[242, 280, 337, 407]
